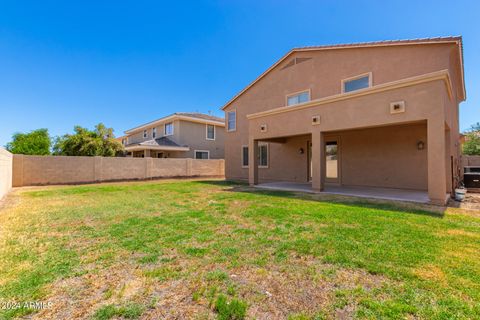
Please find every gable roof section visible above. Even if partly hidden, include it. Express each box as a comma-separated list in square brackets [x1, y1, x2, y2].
[221, 36, 465, 110]
[125, 112, 225, 134]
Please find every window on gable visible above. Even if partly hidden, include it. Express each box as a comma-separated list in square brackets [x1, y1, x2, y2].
[343, 74, 371, 93]
[143, 130, 147, 138]
[287, 91, 310, 106]
[152, 127, 157, 139]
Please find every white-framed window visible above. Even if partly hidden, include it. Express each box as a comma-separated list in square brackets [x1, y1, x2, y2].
[286, 90, 310, 106]
[227, 111, 236, 132]
[258, 143, 268, 168]
[122, 138, 127, 146]
[241, 145, 249, 167]
[152, 127, 157, 139]
[206, 124, 215, 140]
[342, 73, 372, 93]
[194, 150, 210, 159]
[143, 130, 147, 138]
[164, 122, 174, 136]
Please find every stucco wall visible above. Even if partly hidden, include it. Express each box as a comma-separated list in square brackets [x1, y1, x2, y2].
[12, 155, 224, 187]
[0, 148, 13, 200]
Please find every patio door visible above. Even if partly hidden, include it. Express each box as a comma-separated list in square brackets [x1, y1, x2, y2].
[325, 139, 340, 184]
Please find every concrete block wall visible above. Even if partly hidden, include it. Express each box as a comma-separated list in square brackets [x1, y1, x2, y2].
[12, 155, 224, 187]
[0, 148, 13, 200]
[463, 155, 480, 167]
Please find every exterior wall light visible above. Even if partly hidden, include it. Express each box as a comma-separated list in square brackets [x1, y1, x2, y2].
[417, 141, 425, 150]
[299, 148, 305, 154]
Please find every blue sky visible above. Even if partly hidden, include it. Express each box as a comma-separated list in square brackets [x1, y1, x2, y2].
[0, 0, 478, 145]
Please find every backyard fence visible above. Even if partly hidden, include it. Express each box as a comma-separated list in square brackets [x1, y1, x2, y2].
[462, 155, 480, 167]
[0, 148, 13, 200]
[12, 155, 224, 187]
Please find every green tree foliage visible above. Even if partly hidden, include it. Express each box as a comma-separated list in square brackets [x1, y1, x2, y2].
[53, 123, 124, 156]
[5, 128, 51, 155]
[463, 122, 480, 155]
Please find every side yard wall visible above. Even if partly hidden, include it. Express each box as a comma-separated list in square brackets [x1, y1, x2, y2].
[462, 156, 480, 167]
[0, 148, 13, 200]
[13, 155, 224, 187]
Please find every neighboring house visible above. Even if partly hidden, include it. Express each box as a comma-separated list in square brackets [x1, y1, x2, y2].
[222, 37, 466, 205]
[123, 112, 225, 159]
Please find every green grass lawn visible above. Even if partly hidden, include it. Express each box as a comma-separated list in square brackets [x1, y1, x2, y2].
[0, 180, 479, 319]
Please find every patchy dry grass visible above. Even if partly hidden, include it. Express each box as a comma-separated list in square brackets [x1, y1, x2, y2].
[0, 179, 479, 319]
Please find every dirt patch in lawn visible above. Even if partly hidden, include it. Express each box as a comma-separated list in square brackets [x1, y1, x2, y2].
[33, 255, 390, 319]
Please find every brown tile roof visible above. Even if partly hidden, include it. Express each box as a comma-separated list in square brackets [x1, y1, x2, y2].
[173, 112, 224, 123]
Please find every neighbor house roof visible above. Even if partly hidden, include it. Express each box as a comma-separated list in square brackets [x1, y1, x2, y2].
[221, 36, 465, 110]
[125, 112, 225, 135]
[124, 136, 190, 152]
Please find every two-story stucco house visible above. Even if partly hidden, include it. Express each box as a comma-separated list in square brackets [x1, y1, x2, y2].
[222, 37, 466, 205]
[123, 112, 225, 159]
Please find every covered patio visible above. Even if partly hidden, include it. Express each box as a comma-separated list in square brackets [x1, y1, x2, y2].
[255, 181, 430, 203]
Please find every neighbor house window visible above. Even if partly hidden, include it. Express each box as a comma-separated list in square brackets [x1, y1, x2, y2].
[258, 143, 268, 167]
[227, 111, 236, 131]
[143, 130, 147, 138]
[164, 122, 173, 136]
[152, 127, 156, 138]
[342, 73, 371, 93]
[206, 124, 215, 140]
[195, 150, 209, 159]
[287, 91, 310, 106]
[242, 146, 249, 167]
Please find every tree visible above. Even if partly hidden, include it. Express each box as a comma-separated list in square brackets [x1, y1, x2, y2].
[462, 122, 480, 155]
[53, 123, 124, 157]
[5, 129, 51, 155]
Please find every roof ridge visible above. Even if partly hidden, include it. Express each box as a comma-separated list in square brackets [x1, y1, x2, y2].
[292, 36, 462, 51]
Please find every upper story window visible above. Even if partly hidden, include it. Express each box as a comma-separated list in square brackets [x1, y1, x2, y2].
[143, 130, 147, 138]
[152, 127, 157, 139]
[342, 73, 372, 93]
[286, 90, 310, 106]
[122, 138, 127, 146]
[227, 111, 236, 132]
[164, 122, 173, 136]
[206, 124, 215, 140]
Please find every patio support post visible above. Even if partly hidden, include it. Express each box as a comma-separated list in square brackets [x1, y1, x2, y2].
[427, 118, 447, 205]
[144, 149, 151, 158]
[249, 138, 259, 186]
[311, 130, 325, 191]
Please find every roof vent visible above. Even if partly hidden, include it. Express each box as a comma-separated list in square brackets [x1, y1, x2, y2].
[281, 57, 312, 70]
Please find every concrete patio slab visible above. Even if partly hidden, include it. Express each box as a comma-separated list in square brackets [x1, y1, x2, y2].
[255, 181, 430, 203]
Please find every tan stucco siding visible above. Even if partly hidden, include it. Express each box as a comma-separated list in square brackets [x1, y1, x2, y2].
[335, 123, 427, 190]
[225, 44, 457, 116]
[175, 120, 225, 159]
